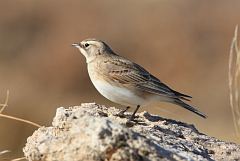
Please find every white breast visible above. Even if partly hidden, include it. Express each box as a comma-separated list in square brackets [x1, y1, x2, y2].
[90, 79, 147, 107]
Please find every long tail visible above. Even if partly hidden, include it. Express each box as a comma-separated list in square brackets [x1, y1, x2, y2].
[172, 90, 192, 101]
[173, 99, 207, 118]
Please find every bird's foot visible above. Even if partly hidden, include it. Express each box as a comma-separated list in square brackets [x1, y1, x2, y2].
[116, 111, 126, 118]
[125, 105, 140, 127]
[116, 106, 130, 118]
[126, 115, 137, 127]
[126, 120, 135, 127]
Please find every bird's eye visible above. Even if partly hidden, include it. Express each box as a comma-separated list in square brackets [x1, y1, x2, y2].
[84, 43, 89, 47]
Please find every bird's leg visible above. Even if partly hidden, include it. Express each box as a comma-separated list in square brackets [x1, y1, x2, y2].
[128, 105, 140, 122]
[117, 106, 130, 117]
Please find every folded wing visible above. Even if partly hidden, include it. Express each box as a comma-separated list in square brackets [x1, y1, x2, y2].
[103, 56, 190, 101]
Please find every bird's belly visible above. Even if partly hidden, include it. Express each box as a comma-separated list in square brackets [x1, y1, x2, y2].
[91, 79, 147, 106]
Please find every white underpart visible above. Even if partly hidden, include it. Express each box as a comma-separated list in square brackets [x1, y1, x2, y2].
[90, 79, 149, 107]
[79, 48, 97, 63]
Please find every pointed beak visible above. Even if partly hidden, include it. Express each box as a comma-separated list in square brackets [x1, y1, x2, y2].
[71, 43, 81, 48]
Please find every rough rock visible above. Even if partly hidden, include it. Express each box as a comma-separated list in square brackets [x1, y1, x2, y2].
[23, 103, 240, 161]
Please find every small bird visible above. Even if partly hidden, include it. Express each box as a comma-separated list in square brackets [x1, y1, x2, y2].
[72, 38, 206, 123]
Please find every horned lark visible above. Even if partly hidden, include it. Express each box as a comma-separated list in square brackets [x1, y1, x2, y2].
[72, 38, 206, 123]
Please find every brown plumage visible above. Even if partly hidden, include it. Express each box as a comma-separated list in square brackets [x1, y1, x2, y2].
[72, 39, 207, 122]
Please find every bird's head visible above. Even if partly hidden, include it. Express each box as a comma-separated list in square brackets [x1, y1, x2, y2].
[72, 38, 113, 63]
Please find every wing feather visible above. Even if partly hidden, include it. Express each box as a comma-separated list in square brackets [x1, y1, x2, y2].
[101, 56, 190, 100]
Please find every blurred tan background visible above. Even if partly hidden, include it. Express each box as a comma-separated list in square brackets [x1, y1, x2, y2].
[0, 0, 240, 159]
